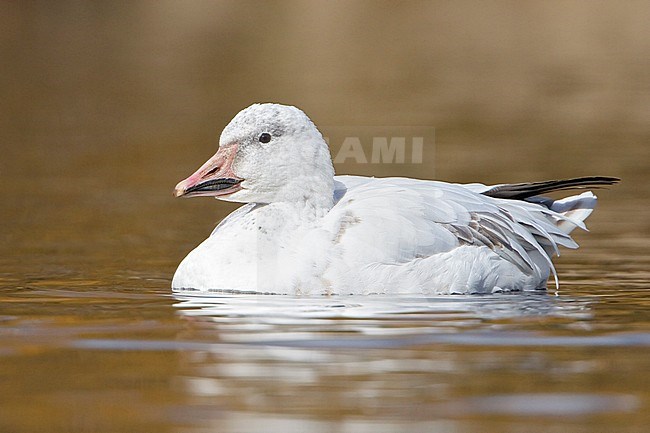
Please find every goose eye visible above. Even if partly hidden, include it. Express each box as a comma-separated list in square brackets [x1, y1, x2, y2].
[258, 133, 272, 144]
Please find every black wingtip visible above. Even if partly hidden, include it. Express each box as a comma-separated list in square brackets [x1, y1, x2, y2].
[482, 176, 620, 200]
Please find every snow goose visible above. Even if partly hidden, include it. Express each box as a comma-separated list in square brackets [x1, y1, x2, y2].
[172, 103, 618, 295]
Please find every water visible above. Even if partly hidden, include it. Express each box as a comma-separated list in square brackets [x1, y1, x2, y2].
[2, 285, 649, 432]
[2, 2, 650, 432]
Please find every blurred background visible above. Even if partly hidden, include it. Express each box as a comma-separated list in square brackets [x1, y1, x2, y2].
[1, 2, 650, 433]
[1, 1, 648, 282]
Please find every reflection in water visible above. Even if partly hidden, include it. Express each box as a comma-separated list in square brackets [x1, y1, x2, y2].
[174, 292, 591, 319]
[172, 292, 595, 344]
[439, 393, 640, 416]
[162, 294, 628, 431]
[169, 292, 650, 351]
[162, 293, 646, 430]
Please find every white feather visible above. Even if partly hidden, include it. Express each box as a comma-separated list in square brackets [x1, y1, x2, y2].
[172, 104, 600, 295]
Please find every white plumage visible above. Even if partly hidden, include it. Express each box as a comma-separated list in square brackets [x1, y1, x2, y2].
[172, 103, 613, 295]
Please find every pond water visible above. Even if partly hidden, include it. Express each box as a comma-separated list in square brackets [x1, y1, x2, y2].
[1, 2, 649, 433]
[1, 263, 649, 432]
[1, 144, 648, 432]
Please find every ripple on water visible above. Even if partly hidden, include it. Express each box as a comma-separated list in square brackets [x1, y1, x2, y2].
[65, 292, 650, 352]
[438, 393, 641, 417]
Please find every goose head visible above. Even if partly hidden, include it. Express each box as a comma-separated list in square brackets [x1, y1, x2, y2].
[174, 103, 335, 208]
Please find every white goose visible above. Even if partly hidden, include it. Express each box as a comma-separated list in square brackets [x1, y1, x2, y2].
[172, 103, 617, 295]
